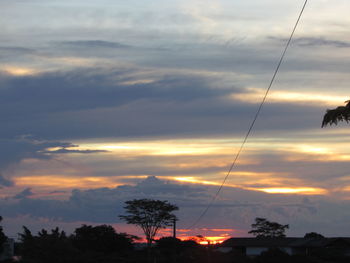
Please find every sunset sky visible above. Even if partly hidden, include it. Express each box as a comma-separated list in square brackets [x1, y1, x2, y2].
[1, 0, 350, 242]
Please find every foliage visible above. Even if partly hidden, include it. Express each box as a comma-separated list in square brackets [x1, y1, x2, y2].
[322, 100, 350, 127]
[18, 224, 137, 263]
[14, 222, 350, 263]
[255, 248, 291, 263]
[119, 199, 178, 246]
[72, 224, 136, 254]
[248, 218, 289, 238]
[156, 237, 182, 250]
[155, 237, 207, 263]
[0, 216, 8, 253]
[304, 232, 324, 239]
[18, 226, 77, 263]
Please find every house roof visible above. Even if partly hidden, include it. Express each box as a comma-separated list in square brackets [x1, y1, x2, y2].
[221, 237, 350, 248]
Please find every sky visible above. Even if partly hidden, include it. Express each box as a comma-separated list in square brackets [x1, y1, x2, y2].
[1, 0, 350, 242]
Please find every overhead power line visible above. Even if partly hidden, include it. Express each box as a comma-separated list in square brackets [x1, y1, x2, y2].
[186, 0, 309, 230]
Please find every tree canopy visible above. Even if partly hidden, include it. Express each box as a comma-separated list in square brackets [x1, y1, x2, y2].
[322, 100, 350, 127]
[248, 217, 289, 238]
[0, 216, 7, 253]
[119, 199, 178, 246]
[72, 224, 136, 254]
[18, 224, 136, 263]
[304, 232, 324, 239]
[18, 226, 76, 263]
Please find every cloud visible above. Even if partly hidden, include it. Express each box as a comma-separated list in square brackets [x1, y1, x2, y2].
[0, 68, 239, 140]
[0, 66, 327, 144]
[293, 37, 350, 48]
[49, 190, 67, 194]
[0, 174, 14, 187]
[0, 47, 35, 57]
[0, 176, 209, 223]
[0, 68, 228, 119]
[270, 36, 350, 48]
[59, 40, 131, 49]
[1, 176, 349, 236]
[0, 137, 68, 170]
[44, 148, 107, 154]
[0, 136, 105, 174]
[14, 188, 34, 199]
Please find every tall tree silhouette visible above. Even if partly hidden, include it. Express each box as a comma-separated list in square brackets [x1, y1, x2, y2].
[120, 199, 178, 248]
[322, 100, 350, 127]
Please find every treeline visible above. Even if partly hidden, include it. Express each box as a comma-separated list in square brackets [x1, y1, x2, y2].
[12, 224, 211, 263]
[0, 212, 348, 263]
[1, 224, 349, 263]
[17, 225, 136, 263]
[13, 227, 350, 263]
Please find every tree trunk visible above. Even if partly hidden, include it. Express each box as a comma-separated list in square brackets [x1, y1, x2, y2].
[147, 238, 152, 263]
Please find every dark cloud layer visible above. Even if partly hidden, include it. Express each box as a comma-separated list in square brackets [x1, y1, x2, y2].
[0, 68, 228, 120]
[1, 176, 349, 236]
[0, 68, 323, 140]
[270, 36, 350, 49]
[60, 40, 131, 49]
[14, 188, 34, 199]
[0, 136, 104, 173]
[0, 68, 232, 170]
[0, 47, 35, 57]
[0, 67, 326, 172]
[1, 176, 209, 223]
[0, 174, 14, 187]
[0, 137, 69, 170]
[292, 37, 350, 48]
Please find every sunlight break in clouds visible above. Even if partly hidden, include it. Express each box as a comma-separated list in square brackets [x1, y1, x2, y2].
[258, 187, 328, 195]
[231, 88, 349, 106]
[70, 139, 238, 156]
[171, 177, 327, 195]
[38, 136, 350, 198]
[15, 176, 122, 191]
[2, 66, 38, 76]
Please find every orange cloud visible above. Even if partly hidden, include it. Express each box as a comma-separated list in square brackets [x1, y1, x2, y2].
[15, 175, 122, 190]
[2, 66, 38, 76]
[169, 176, 327, 195]
[255, 187, 328, 195]
[230, 87, 348, 106]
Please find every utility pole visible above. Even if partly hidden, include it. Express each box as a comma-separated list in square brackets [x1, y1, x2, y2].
[172, 218, 178, 263]
[173, 218, 176, 238]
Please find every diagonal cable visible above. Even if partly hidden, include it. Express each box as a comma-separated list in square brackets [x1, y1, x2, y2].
[186, 0, 309, 230]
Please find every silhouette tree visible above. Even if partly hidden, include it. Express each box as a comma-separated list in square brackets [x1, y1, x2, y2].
[322, 100, 350, 127]
[248, 217, 289, 238]
[18, 226, 77, 263]
[72, 224, 136, 254]
[156, 237, 205, 263]
[156, 236, 182, 258]
[120, 199, 178, 248]
[304, 232, 324, 239]
[19, 225, 138, 263]
[0, 216, 7, 253]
